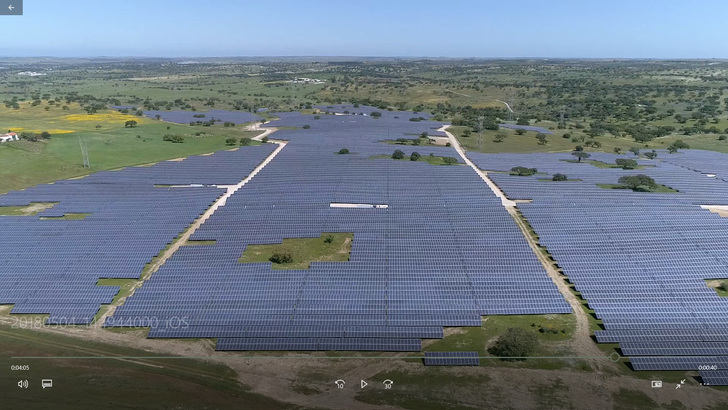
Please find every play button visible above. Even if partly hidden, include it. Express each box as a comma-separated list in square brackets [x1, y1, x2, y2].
[360, 380, 368, 389]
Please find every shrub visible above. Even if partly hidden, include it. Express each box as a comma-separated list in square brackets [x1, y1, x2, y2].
[719, 135, 727, 141]
[324, 235, 334, 244]
[225, 137, 238, 146]
[262, 136, 269, 143]
[552, 173, 568, 181]
[338, 148, 350, 155]
[445, 142, 451, 147]
[240, 137, 252, 146]
[392, 150, 405, 160]
[269, 251, 293, 264]
[410, 152, 421, 161]
[487, 328, 537, 361]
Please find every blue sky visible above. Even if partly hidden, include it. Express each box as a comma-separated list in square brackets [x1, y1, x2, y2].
[2, 0, 727, 58]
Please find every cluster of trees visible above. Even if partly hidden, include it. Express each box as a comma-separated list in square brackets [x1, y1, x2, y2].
[511, 166, 538, 176]
[269, 251, 293, 264]
[162, 134, 185, 143]
[189, 119, 217, 127]
[17, 131, 52, 142]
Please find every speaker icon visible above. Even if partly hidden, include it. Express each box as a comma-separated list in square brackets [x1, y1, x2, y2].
[17, 379, 29, 389]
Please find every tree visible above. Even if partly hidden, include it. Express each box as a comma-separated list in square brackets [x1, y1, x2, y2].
[324, 235, 334, 244]
[552, 173, 568, 181]
[493, 132, 507, 143]
[516, 117, 530, 126]
[302, 124, 311, 129]
[511, 166, 538, 176]
[392, 149, 405, 160]
[535, 133, 548, 145]
[40, 131, 51, 139]
[412, 138, 421, 146]
[574, 145, 584, 152]
[462, 129, 471, 137]
[225, 137, 238, 146]
[370, 111, 382, 118]
[261, 136, 269, 143]
[155, 114, 161, 120]
[618, 174, 657, 190]
[644, 150, 658, 159]
[615, 158, 638, 170]
[124, 120, 138, 128]
[338, 148, 350, 154]
[613, 147, 622, 154]
[719, 135, 727, 141]
[420, 132, 428, 138]
[410, 152, 421, 161]
[515, 129, 526, 135]
[442, 157, 458, 165]
[669, 139, 689, 153]
[629, 147, 640, 156]
[240, 137, 252, 146]
[571, 151, 590, 163]
[487, 328, 537, 361]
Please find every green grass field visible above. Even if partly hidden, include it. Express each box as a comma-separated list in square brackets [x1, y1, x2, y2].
[0, 103, 262, 194]
[239, 233, 353, 270]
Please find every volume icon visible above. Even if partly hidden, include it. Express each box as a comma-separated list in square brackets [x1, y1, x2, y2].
[18, 379, 29, 389]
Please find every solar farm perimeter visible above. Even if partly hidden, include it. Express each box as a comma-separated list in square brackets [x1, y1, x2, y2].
[3, 107, 728, 385]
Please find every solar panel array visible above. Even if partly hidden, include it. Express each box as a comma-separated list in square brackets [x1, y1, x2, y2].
[424, 351, 480, 366]
[108, 111, 570, 351]
[0, 147, 275, 324]
[467, 150, 728, 384]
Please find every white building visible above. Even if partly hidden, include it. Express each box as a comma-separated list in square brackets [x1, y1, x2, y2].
[0, 132, 19, 142]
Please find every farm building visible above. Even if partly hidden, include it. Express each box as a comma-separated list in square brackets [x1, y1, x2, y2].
[0, 132, 19, 142]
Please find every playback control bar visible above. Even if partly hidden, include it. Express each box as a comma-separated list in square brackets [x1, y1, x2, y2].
[0, 0, 22, 15]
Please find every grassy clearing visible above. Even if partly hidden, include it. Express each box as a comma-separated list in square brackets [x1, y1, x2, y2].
[239, 233, 353, 270]
[370, 154, 461, 166]
[423, 314, 578, 371]
[39, 213, 90, 220]
[597, 183, 679, 193]
[0, 202, 56, 216]
[0, 325, 293, 410]
[537, 178, 583, 182]
[706, 280, 728, 297]
[184, 240, 217, 246]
